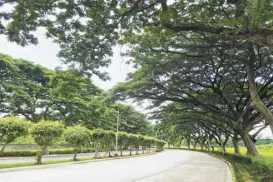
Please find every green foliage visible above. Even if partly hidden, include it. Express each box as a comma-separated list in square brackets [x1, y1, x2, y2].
[63, 126, 90, 160]
[0, 117, 29, 151]
[30, 121, 64, 164]
[64, 126, 90, 147]
[30, 121, 64, 147]
[0, 150, 37, 157]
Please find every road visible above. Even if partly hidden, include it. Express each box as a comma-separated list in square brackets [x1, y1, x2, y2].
[0, 150, 232, 182]
[0, 150, 149, 164]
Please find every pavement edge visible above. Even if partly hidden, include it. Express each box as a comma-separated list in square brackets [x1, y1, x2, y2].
[208, 153, 236, 182]
[0, 152, 159, 173]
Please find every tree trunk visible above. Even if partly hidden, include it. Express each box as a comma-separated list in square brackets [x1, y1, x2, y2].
[247, 44, 273, 136]
[36, 147, 46, 164]
[168, 143, 170, 149]
[239, 131, 260, 157]
[232, 134, 240, 154]
[129, 146, 132, 156]
[178, 138, 183, 148]
[120, 149, 123, 156]
[80, 145, 83, 153]
[187, 140, 190, 149]
[136, 147, 138, 155]
[200, 142, 204, 150]
[94, 143, 101, 158]
[73, 150, 78, 161]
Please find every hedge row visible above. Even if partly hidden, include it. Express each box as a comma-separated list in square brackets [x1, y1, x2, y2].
[1, 119, 166, 162]
[0, 148, 103, 157]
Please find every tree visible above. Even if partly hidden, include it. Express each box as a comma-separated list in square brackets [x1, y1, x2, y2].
[102, 130, 116, 157]
[0, 117, 28, 152]
[117, 132, 128, 156]
[30, 121, 64, 164]
[112, 37, 273, 156]
[49, 69, 103, 126]
[63, 126, 90, 161]
[127, 134, 138, 156]
[90, 129, 105, 158]
[2, 0, 272, 82]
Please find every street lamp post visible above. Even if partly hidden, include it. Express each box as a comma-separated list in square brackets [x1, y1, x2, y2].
[115, 108, 119, 156]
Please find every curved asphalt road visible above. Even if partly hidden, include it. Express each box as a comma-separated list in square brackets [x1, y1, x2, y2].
[0, 150, 232, 182]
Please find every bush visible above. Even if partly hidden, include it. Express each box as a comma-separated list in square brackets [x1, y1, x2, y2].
[0, 117, 29, 152]
[0, 150, 37, 157]
[30, 121, 64, 164]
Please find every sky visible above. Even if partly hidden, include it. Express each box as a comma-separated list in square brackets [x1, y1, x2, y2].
[0, 29, 272, 138]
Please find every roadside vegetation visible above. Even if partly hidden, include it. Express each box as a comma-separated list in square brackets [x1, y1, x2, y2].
[0, 117, 165, 163]
[1, 1, 273, 181]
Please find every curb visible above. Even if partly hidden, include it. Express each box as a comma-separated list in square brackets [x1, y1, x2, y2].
[208, 153, 236, 182]
[0, 152, 158, 173]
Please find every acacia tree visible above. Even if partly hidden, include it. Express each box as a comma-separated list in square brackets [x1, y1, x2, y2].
[0, 117, 28, 152]
[63, 126, 90, 161]
[30, 121, 64, 164]
[112, 37, 273, 156]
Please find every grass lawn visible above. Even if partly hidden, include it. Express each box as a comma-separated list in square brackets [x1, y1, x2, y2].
[226, 144, 273, 158]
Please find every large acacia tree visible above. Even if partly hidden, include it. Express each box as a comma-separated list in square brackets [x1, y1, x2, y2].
[112, 37, 273, 156]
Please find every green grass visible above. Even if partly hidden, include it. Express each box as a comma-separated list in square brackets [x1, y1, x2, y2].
[0, 151, 157, 169]
[225, 144, 273, 158]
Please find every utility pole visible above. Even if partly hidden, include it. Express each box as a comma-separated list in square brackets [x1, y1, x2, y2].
[115, 108, 119, 156]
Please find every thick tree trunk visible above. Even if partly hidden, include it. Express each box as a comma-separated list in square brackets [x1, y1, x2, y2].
[239, 131, 260, 157]
[129, 146, 132, 156]
[120, 149, 123, 156]
[232, 134, 241, 154]
[187, 140, 190, 149]
[247, 44, 273, 135]
[168, 143, 170, 149]
[200, 143, 204, 150]
[36, 147, 46, 164]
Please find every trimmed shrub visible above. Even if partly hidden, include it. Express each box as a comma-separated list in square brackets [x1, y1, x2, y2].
[0, 117, 29, 152]
[30, 121, 64, 164]
[117, 132, 128, 156]
[0, 150, 37, 157]
[63, 126, 90, 161]
[127, 134, 138, 155]
[0, 148, 108, 157]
